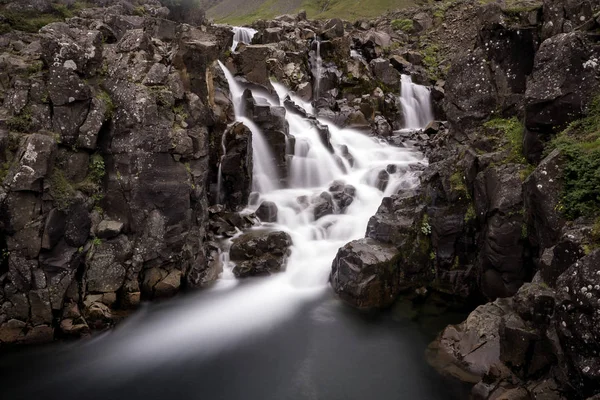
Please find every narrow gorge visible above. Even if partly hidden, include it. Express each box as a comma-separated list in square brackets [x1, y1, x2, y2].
[0, 0, 599, 399]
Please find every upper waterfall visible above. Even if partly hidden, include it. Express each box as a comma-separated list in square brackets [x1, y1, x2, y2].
[231, 26, 258, 52]
[399, 74, 434, 130]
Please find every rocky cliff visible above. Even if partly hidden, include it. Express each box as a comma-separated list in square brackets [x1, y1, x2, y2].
[0, 0, 599, 399]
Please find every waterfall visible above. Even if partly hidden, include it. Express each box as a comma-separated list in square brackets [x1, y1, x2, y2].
[217, 61, 280, 193]
[231, 26, 258, 52]
[92, 63, 427, 365]
[311, 39, 323, 100]
[216, 132, 227, 203]
[399, 74, 434, 130]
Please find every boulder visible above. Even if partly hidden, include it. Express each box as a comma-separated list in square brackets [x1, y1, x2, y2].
[330, 238, 401, 309]
[230, 230, 292, 277]
[219, 122, 253, 209]
[255, 201, 278, 223]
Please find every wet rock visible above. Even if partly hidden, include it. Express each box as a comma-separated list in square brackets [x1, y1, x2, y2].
[313, 191, 334, 220]
[256, 201, 278, 223]
[427, 298, 513, 384]
[230, 230, 292, 277]
[219, 122, 253, 209]
[330, 238, 401, 309]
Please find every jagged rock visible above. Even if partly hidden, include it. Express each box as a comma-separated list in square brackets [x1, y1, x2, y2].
[525, 32, 599, 162]
[321, 18, 345, 40]
[330, 238, 401, 309]
[230, 230, 292, 277]
[313, 191, 334, 220]
[555, 250, 600, 394]
[370, 58, 400, 88]
[218, 122, 253, 209]
[85, 235, 131, 293]
[427, 298, 513, 384]
[96, 220, 124, 239]
[523, 149, 565, 250]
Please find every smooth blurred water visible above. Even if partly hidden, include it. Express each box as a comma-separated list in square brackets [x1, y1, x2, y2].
[0, 289, 468, 400]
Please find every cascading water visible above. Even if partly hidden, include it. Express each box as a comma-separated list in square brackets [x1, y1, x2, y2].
[310, 39, 323, 100]
[231, 26, 258, 52]
[399, 74, 434, 130]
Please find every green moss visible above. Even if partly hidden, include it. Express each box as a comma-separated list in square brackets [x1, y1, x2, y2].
[49, 169, 76, 210]
[391, 19, 413, 32]
[7, 108, 32, 133]
[26, 60, 44, 75]
[421, 43, 441, 81]
[96, 91, 114, 119]
[450, 171, 469, 199]
[464, 203, 476, 222]
[0, 162, 10, 182]
[92, 237, 102, 246]
[519, 164, 536, 182]
[484, 117, 527, 164]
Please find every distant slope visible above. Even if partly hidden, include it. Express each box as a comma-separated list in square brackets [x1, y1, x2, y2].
[205, 0, 420, 25]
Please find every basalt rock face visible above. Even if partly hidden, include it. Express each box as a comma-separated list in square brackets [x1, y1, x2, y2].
[0, 1, 233, 343]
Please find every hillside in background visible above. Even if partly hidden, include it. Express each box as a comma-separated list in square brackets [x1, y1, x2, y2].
[203, 0, 420, 25]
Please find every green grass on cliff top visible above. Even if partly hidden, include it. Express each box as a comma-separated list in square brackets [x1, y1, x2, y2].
[208, 0, 417, 25]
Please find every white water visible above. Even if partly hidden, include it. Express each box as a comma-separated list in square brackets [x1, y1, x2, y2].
[231, 26, 258, 52]
[95, 62, 428, 369]
[399, 74, 434, 130]
[311, 39, 323, 100]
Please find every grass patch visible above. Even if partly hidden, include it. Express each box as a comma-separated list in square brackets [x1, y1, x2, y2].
[391, 19, 413, 32]
[0, 2, 94, 33]
[211, 0, 416, 24]
[484, 117, 527, 164]
[49, 169, 77, 210]
[6, 108, 32, 133]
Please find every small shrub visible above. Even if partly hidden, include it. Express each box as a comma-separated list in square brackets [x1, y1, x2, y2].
[484, 117, 527, 164]
[391, 19, 414, 32]
[548, 96, 600, 220]
[49, 169, 76, 210]
[7, 108, 32, 132]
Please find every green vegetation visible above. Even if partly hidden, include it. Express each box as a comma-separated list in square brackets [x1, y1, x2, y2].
[49, 169, 77, 210]
[26, 61, 44, 75]
[75, 153, 106, 195]
[450, 170, 469, 199]
[420, 43, 442, 81]
[211, 0, 416, 25]
[391, 19, 413, 32]
[464, 203, 476, 223]
[0, 162, 10, 182]
[96, 91, 115, 119]
[6, 108, 32, 133]
[484, 117, 527, 164]
[0, 2, 93, 33]
[420, 214, 431, 235]
[547, 96, 600, 220]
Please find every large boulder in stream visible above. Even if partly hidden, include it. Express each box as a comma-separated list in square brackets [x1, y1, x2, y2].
[330, 238, 401, 309]
[230, 230, 293, 277]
